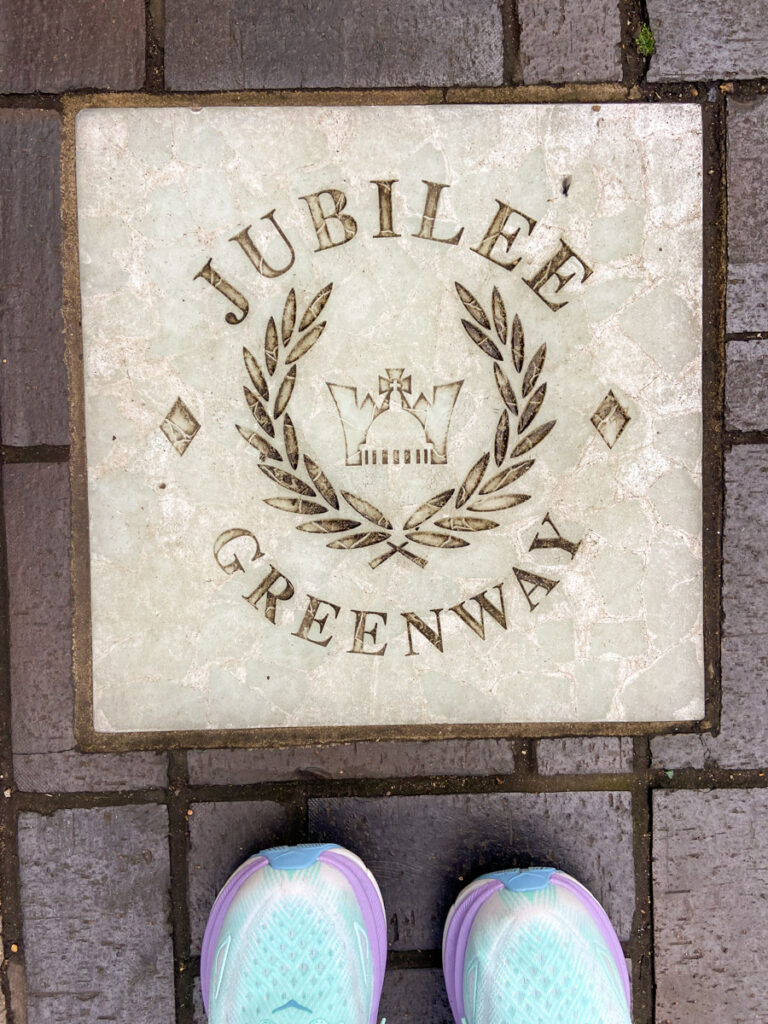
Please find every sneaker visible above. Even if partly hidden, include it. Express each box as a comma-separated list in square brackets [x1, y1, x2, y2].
[442, 867, 631, 1024]
[201, 843, 387, 1024]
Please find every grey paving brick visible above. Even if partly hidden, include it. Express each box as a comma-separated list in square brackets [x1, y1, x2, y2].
[380, 968, 452, 1024]
[518, 0, 621, 84]
[726, 339, 768, 429]
[728, 265, 768, 335]
[0, 111, 68, 446]
[646, 0, 768, 82]
[537, 736, 634, 774]
[17, 805, 174, 1024]
[12, 750, 168, 793]
[653, 789, 768, 1024]
[165, 0, 503, 90]
[188, 800, 297, 954]
[727, 96, 768, 334]
[0, 0, 145, 92]
[188, 739, 516, 785]
[650, 448, 768, 769]
[4, 464, 168, 791]
[309, 791, 635, 948]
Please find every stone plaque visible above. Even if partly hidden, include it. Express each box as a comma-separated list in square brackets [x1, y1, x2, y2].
[73, 104, 705, 739]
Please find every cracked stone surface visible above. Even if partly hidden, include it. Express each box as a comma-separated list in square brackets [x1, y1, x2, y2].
[75, 104, 704, 734]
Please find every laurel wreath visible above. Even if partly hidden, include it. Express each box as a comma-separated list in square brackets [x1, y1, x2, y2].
[236, 281, 555, 569]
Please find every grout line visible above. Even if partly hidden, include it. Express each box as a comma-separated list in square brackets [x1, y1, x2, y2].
[619, 0, 649, 87]
[168, 750, 194, 1024]
[725, 331, 768, 341]
[145, 0, 165, 93]
[0, 463, 26, 1024]
[629, 747, 654, 1024]
[0, 80, 767, 108]
[1, 446, 69, 464]
[13, 765, 768, 813]
[501, 0, 522, 87]
[725, 428, 768, 446]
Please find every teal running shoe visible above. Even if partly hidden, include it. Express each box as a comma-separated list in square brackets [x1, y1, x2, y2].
[442, 867, 631, 1024]
[201, 843, 387, 1024]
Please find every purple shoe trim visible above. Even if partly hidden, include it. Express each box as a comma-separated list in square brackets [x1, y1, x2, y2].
[551, 873, 631, 1008]
[319, 849, 388, 1024]
[200, 855, 269, 1014]
[442, 880, 503, 1024]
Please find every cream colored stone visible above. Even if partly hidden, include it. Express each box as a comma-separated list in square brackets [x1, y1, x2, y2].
[75, 104, 705, 733]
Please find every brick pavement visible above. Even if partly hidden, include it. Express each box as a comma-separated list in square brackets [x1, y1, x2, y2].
[1, 3, 766, 1023]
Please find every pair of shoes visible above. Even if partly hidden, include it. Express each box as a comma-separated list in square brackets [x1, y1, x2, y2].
[201, 843, 632, 1024]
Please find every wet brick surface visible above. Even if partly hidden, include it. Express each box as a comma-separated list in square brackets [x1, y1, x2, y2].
[17, 805, 174, 1024]
[0, 0, 145, 92]
[653, 789, 768, 1024]
[4, 464, 168, 791]
[518, 0, 622, 84]
[726, 96, 768, 333]
[188, 738, 516, 785]
[646, 0, 768, 82]
[0, 112, 68, 447]
[165, 0, 503, 91]
[308, 791, 635, 947]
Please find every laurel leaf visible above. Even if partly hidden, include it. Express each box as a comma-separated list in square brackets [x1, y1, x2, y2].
[455, 452, 490, 508]
[264, 497, 327, 515]
[327, 531, 390, 550]
[259, 464, 315, 496]
[265, 317, 279, 375]
[461, 319, 503, 361]
[518, 382, 547, 434]
[281, 289, 296, 346]
[493, 364, 518, 417]
[243, 387, 274, 437]
[492, 287, 508, 347]
[237, 424, 282, 461]
[405, 530, 469, 549]
[403, 489, 455, 530]
[283, 414, 299, 469]
[510, 420, 556, 457]
[494, 410, 509, 466]
[298, 519, 361, 534]
[342, 491, 393, 530]
[468, 493, 531, 512]
[299, 283, 333, 332]
[304, 455, 339, 509]
[455, 282, 491, 329]
[243, 347, 268, 401]
[480, 460, 534, 494]
[511, 314, 524, 373]
[522, 343, 546, 398]
[285, 322, 325, 364]
[274, 365, 297, 419]
[434, 516, 499, 532]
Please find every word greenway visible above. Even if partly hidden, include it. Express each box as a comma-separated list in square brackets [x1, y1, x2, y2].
[213, 513, 582, 658]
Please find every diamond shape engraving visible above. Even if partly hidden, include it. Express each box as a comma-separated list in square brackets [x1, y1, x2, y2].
[160, 397, 200, 455]
[591, 390, 630, 449]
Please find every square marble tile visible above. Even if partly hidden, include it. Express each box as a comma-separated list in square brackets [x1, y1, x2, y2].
[74, 104, 704, 734]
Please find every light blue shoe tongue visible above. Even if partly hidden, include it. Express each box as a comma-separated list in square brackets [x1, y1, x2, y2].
[483, 867, 556, 892]
[259, 843, 340, 869]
